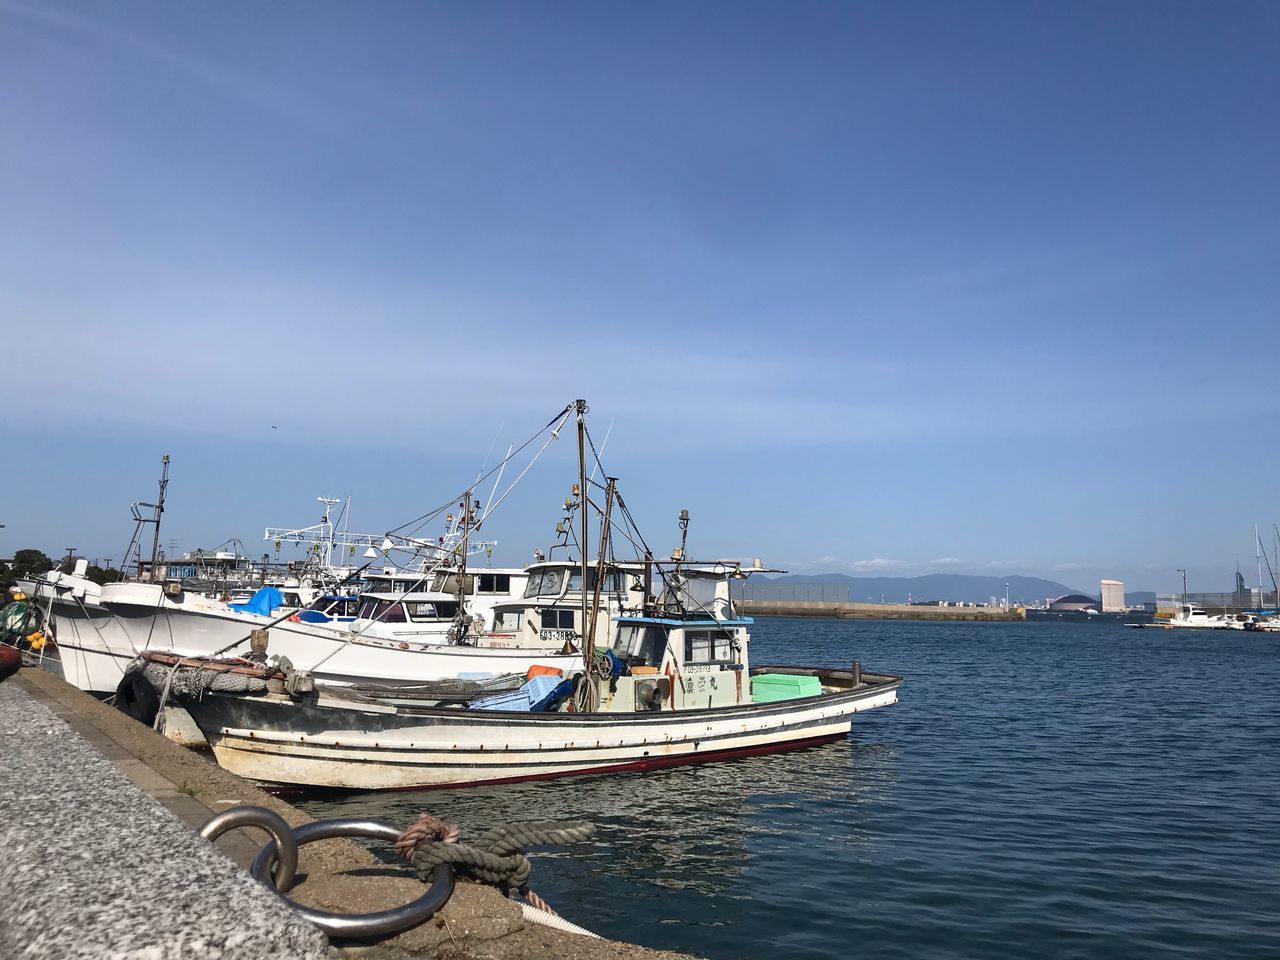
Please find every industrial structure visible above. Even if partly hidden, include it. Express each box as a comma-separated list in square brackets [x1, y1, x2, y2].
[1100, 579, 1125, 613]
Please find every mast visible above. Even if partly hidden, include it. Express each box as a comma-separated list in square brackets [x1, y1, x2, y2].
[452, 490, 474, 641]
[575, 399, 589, 653]
[588, 478, 616, 648]
[148, 454, 170, 583]
[1257, 525, 1264, 595]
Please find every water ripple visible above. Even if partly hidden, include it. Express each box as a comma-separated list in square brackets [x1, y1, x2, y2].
[299, 620, 1280, 959]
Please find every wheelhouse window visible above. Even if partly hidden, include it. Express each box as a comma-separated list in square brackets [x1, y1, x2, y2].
[357, 598, 407, 623]
[524, 569, 565, 598]
[613, 624, 667, 666]
[429, 573, 471, 595]
[565, 569, 624, 594]
[477, 573, 511, 594]
[493, 609, 524, 632]
[683, 629, 734, 664]
[406, 600, 460, 621]
[540, 609, 575, 630]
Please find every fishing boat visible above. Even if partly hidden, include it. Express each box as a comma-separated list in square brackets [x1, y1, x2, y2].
[152, 399, 902, 790]
[151, 611, 901, 790]
[13, 562, 139, 695]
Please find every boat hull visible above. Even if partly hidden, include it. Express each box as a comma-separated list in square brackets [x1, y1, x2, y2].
[180, 674, 901, 790]
[100, 582, 581, 686]
[17, 590, 137, 696]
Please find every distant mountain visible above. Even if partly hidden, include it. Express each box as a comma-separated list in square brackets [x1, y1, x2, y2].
[1125, 591, 1156, 605]
[753, 573, 1084, 604]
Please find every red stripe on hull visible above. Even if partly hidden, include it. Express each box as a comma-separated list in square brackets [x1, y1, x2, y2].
[270, 731, 848, 795]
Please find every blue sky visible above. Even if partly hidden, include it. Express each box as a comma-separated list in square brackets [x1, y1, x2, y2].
[2, 1, 1277, 594]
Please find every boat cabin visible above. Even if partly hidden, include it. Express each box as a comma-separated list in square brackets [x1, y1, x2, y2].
[349, 591, 471, 642]
[486, 560, 744, 651]
[596, 614, 752, 712]
[485, 560, 627, 647]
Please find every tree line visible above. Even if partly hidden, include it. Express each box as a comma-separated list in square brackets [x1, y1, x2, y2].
[1, 549, 124, 587]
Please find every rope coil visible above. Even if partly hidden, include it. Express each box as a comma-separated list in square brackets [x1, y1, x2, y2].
[397, 813, 594, 915]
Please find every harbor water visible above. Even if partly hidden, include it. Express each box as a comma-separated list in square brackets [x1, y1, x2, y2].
[297, 619, 1280, 959]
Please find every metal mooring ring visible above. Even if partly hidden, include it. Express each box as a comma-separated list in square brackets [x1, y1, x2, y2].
[200, 805, 298, 891]
[251, 817, 455, 939]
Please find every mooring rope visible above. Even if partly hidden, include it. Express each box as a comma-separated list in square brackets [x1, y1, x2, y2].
[396, 813, 593, 916]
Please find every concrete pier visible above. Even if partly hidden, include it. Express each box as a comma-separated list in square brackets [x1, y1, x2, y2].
[0, 667, 688, 960]
[738, 599, 1025, 621]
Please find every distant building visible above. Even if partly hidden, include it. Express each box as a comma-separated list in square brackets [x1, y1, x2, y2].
[1100, 579, 1125, 613]
[1048, 594, 1097, 612]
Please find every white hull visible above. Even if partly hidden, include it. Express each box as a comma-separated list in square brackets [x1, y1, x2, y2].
[17, 578, 140, 695]
[184, 675, 900, 790]
[99, 582, 581, 687]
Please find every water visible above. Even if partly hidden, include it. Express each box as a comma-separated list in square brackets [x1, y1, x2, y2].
[296, 619, 1280, 959]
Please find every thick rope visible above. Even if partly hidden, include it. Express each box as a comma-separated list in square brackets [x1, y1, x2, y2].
[397, 813, 593, 915]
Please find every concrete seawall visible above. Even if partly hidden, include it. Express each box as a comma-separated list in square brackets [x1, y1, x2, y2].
[1, 666, 689, 960]
[738, 599, 1025, 621]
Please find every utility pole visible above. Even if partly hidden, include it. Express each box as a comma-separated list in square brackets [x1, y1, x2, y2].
[1177, 568, 1187, 606]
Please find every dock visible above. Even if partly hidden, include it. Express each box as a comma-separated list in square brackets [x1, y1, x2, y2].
[0, 666, 688, 960]
[738, 599, 1025, 621]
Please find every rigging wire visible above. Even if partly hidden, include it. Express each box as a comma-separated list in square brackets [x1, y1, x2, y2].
[387, 403, 574, 539]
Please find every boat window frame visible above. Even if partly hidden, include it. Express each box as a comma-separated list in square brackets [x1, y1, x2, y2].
[493, 608, 524, 632]
[540, 608, 574, 630]
[682, 628, 735, 665]
[476, 573, 511, 594]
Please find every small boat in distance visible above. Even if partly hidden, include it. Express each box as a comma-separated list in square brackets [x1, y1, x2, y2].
[1127, 603, 1230, 630]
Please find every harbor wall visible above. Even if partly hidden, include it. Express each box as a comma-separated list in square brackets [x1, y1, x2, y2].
[738, 599, 1026, 621]
[3, 666, 687, 960]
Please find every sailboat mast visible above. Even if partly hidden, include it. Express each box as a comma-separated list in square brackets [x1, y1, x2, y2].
[148, 454, 170, 583]
[576, 399, 589, 654]
[1257, 525, 1263, 594]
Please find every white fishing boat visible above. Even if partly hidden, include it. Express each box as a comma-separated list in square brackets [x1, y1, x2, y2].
[99, 579, 581, 693]
[12, 563, 140, 695]
[149, 611, 901, 790]
[1127, 602, 1234, 630]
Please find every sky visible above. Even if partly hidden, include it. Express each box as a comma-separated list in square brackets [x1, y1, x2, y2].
[1, 1, 1278, 594]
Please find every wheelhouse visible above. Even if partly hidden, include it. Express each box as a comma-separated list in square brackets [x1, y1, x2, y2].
[597, 615, 754, 712]
[354, 593, 461, 625]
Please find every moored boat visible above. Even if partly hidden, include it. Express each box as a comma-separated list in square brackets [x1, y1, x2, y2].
[159, 610, 901, 791]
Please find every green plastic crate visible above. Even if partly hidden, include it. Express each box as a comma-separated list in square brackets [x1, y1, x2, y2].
[750, 673, 822, 703]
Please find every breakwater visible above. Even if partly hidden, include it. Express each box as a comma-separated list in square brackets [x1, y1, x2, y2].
[737, 599, 1025, 621]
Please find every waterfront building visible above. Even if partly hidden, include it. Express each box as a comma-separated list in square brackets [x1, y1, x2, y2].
[1048, 594, 1097, 612]
[1100, 579, 1125, 613]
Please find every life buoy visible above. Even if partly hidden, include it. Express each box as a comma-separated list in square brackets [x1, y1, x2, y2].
[115, 667, 160, 726]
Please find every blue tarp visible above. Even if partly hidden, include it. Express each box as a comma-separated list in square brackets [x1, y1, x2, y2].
[228, 586, 286, 617]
